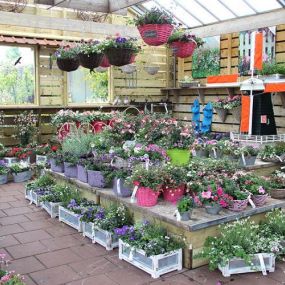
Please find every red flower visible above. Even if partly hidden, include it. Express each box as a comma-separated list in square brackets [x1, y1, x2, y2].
[51, 146, 58, 152]
[133, 181, 140, 186]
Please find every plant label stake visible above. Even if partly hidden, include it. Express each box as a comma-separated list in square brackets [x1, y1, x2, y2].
[131, 185, 138, 203]
[248, 194, 256, 208]
[213, 148, 217, 159]
[117, 178, 121, 196]
[174, 209, 181, 221]
[241, 153, 246, 166]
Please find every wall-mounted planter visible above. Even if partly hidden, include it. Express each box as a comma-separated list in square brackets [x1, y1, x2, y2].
[215, 108, 228, 122]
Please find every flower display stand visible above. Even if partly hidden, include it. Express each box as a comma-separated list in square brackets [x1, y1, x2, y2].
[119, 240, 182, 278]
[41, 201, 62, 218]
[82, 221, 94, 241]
[93, 227, 118, 250]
[218, 253, 275, 277]
[58, 206, 82, 231]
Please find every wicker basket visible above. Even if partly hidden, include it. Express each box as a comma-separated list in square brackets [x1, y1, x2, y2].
[79, 52, 104, 70]
[270, 188, 285, 199]
[228, 199, 248, 212]
[138, 24, 173, 46]
[136, 187, 159, 207]
[56, 57, 79, 72]
[252, 194, 268, 206]
[104, 48, 136, 67]
[170, 40, 197, 58]
[215, 108, 228, 122]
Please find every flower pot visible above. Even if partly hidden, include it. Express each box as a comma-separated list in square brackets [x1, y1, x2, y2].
[56, 57, 79, 72]
[41, 201, 62, 218]
[205, 205, 222, 215]
[239, 155, 257, 167]
[180, 210, 192, 221]
[252, 194, 268, 206]
[231, 106, 241, 122]
[77, 164, 88, 183]
[12, 170, 32, 183]
[58, 206, 82, 232]
[144, 66, 159, 75]
[64, 162, 77, 178]
[104, 48, 136, 67]
[228, 199, 248, 212]
[93, 227, 119, 250]
[91, 120, 107, 133]
[136, 187, 159, 207]
[209, 150, 223, 159]
[138, 24, 173, 46]
[270, 188, 285, 199]
[170, 40, 197, 58]
[87, 169, 105, 188]
[215, 108, 228, 122]
[79, 52, 104, 70]
[163, 185, 185, 203]
[113, 178, 132, 197]
[167, 149, 190, 166]
[100, 55, 110, 68]
[50, 159, 64, 173]
[0, 174, 8, 185]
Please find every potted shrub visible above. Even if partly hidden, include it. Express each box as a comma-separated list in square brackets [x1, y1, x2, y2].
[112, 169, 132, 197]
[269, 170, 285, 199]
[78, 40, 104, 71]
[10, 161, 32, 183]
[133, 8, 174, 46]
[116, 221, 183, 278]
[54, 45, 79, 72]
[0, 160, 9, 185]
[177, 196, 194, 221]
[168, 29, 203, 58]
[101, 36, 140, 67]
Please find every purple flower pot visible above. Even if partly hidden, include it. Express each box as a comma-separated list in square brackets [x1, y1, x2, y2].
[50, 159, 64, 173]
[77, 164, 88, 183]
[87, 170, 105, 188]
[112, 178, 132, 197]
[64, 162, 77, 178]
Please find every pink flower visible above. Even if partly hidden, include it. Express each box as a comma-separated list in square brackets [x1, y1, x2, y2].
[219, 199, 228, 208]
[201, 190, 212, 199]
[194, 195, 202, 206]
[1, 274, 11, 282]
[258, 186, 265, 194]
[217, 186, 224, 196]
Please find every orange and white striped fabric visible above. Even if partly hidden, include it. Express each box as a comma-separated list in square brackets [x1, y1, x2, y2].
[250, 32, 263, 71]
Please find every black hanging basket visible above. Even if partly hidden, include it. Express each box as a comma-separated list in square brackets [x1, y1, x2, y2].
[79, 52, 104, 70]
[57, 57, 80, 72]
[104, 48, 135, 67]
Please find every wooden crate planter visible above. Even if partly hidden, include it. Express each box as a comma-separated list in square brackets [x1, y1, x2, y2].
[3, 157, 18, 166]
[25, 188, 33, 203]
[93, 227, 118, 250]
[58, 206, 82, 231]
[218, 253, 275, 277]
[118, 240, 182, 278]
[41, 201, 62, 218]
[82, 221, 94, 241]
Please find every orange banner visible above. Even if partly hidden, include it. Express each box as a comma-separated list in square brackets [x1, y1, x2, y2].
[254, 32, 263, 70]
[207, 74, 238, 84]
[240, 95, 250, 133]
[264, 83, 285, 93]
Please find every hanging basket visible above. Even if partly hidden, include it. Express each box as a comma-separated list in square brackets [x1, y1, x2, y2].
[56, 57, 79, 72]
[215, 108, 228, 122]
[231, 105, 241, 122]
[120, 64, 137, 74]
[95, 66, 108, 73]
[144, 66, 159, 75]
[170, 40, 197, 58]
[100, 55, 111, 68]
[138, 24, 173, 46]
[79, 52, 104, 70]
[104, 48, 136, 67]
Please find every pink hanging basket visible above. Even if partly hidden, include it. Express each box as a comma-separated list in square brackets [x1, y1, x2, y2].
[91, 121, 108, 133]
[252, 194, 268, 207]
[136, 187, 159, 207]
[170, 40, 197, 58]
[138, 24, 173, 46]
[100, 55, 110, 68]
[163, 185, 185, 203]
[57, 122, 70, 140]
[228, 199, 248, 212]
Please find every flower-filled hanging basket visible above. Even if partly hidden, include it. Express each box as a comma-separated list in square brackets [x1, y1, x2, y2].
[100, 55, 111, 68]
[104, 48, 136, 67]
[138, 24, 173, 46]
[56, 57, 79, 72]
[215, 108, 228, 122]
[79, 52, 104, 70]
[170, 40, 197, 58]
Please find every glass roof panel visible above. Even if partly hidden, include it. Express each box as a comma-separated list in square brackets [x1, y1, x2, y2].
[245, 0, 282, 12]
[219, 0, 256, 16]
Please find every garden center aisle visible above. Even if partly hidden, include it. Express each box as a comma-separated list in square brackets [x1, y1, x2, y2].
[0, 182, 284, 285]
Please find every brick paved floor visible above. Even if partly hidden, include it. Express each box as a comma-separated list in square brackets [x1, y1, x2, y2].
[0, 182, 284, 285]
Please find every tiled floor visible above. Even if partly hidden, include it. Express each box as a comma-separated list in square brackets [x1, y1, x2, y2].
[0, 182, 284, 285]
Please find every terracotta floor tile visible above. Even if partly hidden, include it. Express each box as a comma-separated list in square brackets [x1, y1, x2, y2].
[45, 223, 77, 237]
[0, 224, 24, 236]
[0, 202, 12, 210]
[0, 214, 30, 225]
[0, 196, 19, 203]
[22, 275, 38, 285]
[24, 211, 50, 221]
[40, 235, 83, 251]
[14, 229, 52, 244]
[70, 242, 108, 259]
[3, 206, 34, 216]
[20, 220, 54, 231]
[9, 199, 31, 207]
[67, 274, 118, 285]
[0, 234, 20, 248]
[9, 256, 46, 274]
[0, 209, 6, 218]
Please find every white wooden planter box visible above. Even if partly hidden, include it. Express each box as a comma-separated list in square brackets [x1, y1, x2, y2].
[93, 227, 118, 250]
[36, 155, 47, 165]
[31, 191, 43, 207]
[58, 206, 82, 232]
[4, 157, 18, 166]
[218, 253, 275, 277]
[82, 221, 94, 241]
[119, 240, 182, 278]
[41, 201, 62, 218]
[25, 188, 33, 203]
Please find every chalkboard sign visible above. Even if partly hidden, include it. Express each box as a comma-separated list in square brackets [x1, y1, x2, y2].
[143, 30, 157, 38]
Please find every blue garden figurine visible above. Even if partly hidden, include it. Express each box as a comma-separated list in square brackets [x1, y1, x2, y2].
[201, 102, 213, 134]
[191, 98, 200, 132]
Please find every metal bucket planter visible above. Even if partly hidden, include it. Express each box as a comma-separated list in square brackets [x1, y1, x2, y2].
[194, 149, 208, 158]
[0, 174, 8, 185]
[58, 206, 82, 231]
[209, 150, 223, 159]
[252, 194, 268, 207]
[50, 159, 64, 173]
[119, 240, 182, 278]
[64, 162, 77, 178]
[231, 106, 241, 122]
[215, 108, 228, 122]
[270, 188, 285, 199]
[205, 205, 222, 215]
[228, 199, 248, 212]
[180, 210, 192, 221]
[82, 221, 94, 241]
[41, 201, 62, 218]
[93, 227, 118, 250]
[87, 170, 105, 188]
[239, 156, 257, 167]
[36, 155, 47, 165]
[77, 164, 88, 183]
[3, 157, 18, 166]
[112, 178, 132, 198]
[12, 170, 32, 183]
[218, 253, 275, 277]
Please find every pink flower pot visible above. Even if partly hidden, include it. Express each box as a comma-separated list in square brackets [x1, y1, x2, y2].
[136, 187, 159, 207]
[163, 185, 185, 203]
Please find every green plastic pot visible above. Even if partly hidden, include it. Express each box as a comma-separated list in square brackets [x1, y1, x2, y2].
[167, 149, 190, 166]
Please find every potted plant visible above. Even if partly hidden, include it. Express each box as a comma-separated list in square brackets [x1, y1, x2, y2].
[258, 142, 285, 163]
[10, 161, 32, 183]
[212, 99, 228, 122]
[116, 221, 183, 278]
[63, 153, 78, 178]
[35, 144, 51, 165]
[206, 140, 223, 159]
[234, 146, 259, 167]
[0, 160, 9, 185]
[179, 75, 199, 88]
[112, 168, 132, 197]
[48, 149, 64, 173]
[258, 61, 285, 79]
[133, 8, 174, 46]
[177, 196, 194, 221]
[168, 29, 203, 58]
[2, 147, 18, 166]
[101, 35, 140, 67]
[78, 40, 104, 71]
[191, 140, 208, 158]
[54, 45, 79, 72]
[269, 170, 285, 199]
[76, 157, 89, 183]
[224, 96, 242, 122]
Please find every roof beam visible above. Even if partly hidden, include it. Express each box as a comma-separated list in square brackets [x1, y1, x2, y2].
[0, 10, 140, 38]
[109, 0, 147, 12]
[191, 8, 285, 38]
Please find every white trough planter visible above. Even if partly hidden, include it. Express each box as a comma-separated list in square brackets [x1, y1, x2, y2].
[93, 227, 118, 250]
[58, 206, 82, 232]
[3, 157, 18, 166]
[31, 191, 43, 207]
[218, 253, 275, 277]
[82, 221, 94, 241]
[25, 188, 33, 203]
[36, 155, 47, 165]
[119, 240, 182, 278]
[41, 201, 62, 218]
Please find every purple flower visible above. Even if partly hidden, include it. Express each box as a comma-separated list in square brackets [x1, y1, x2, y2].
[95, 208, 105, 220]
[67, 199, 78, 209]
[116, 37, 127, 44]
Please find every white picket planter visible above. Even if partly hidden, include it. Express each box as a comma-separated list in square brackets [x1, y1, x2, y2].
[36, 155, 47, 165]
[41, 201, 62, 218]
[4, 157, 18, 166]
[93, 227, 118, 250]
[31, 191, 42, 207]
[119, 240, 183, 278]
[25, 188, 33, 203]
[58, 206, 82, 232]
[82, 221, 94, 241]
[218, 253, 275, 277]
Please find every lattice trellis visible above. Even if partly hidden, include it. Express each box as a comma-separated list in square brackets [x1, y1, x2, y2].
[76, 10, 109, 23]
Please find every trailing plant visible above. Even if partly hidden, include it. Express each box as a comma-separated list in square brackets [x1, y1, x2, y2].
[54, 45, 79, 59]
[9, 161, 30, 174]
[177, 196, 194, 214]
[168, 29, 204, 47]
[78, 40, 102, 54]
[101, 36, 140, 54]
